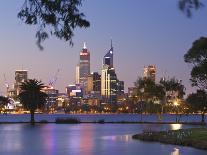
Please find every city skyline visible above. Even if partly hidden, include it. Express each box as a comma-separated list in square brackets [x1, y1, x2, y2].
[0, 1, 207, 96]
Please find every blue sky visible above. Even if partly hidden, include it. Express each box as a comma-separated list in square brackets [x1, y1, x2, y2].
[0, 0, 207, 95]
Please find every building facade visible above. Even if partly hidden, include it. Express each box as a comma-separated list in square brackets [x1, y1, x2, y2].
[144, 65, 156, 82]
[79, 43, 90, 87]
[14, 70, 28, 96]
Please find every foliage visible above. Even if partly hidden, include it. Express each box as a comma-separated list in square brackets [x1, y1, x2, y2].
[0, 96, 9, 113]
[18, 79, 47, 124]
[18, 0, 90, 50]
[160, 78, 185, 99]
[186, 90, 207, 122]
[184, 37, 207, 91]
[0, 96, 9, 106]
[178, 0, 203, 17]
[134, 77, 165, 103]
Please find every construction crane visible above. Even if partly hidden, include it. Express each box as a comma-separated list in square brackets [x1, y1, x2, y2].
[48, 69, 60, 87]
[3, 74, 9, 96]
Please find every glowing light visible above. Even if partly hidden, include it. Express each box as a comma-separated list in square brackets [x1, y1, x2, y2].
[173, 100, 179, 106]
[170, 124, 182, 130]
[80, 52, 88, 56]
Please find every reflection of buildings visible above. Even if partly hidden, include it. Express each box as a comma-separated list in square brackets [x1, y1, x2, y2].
[101, 41, 124, 104]
[14, 70, 28, 96]
[144, 65, 156, 82]
[76, 43, 90, 94]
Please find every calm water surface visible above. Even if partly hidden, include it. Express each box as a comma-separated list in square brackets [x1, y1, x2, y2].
[0, 124, 206, 155]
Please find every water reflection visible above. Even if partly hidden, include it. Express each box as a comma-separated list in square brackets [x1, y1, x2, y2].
[0, 124, 206, 155]
[171, 148, 180, 155]
[101, 134, 131, 142]
[170, 124, 182, 130]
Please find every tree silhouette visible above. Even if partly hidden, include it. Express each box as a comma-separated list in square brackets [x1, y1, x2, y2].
[184, 37, 207, 91]
[18, 79, 47, 124]
[179, 0, 203, 17]
[18, 0, 90, 50]
[186, 90, 207, 122]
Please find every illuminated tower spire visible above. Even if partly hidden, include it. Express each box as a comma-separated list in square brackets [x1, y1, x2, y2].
[83, 42, 87, 49]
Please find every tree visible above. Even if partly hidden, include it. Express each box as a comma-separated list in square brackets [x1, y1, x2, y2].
[18, 79, 47, 124]
[184, 37, 207, 91]
[18, 0, 90, 50]
[0, 96, 9, 114]
[134, 77, 165, 103]
[186, 90, 207, 122]
[179, 0, 203, 17]
[160, 77, 185, 101]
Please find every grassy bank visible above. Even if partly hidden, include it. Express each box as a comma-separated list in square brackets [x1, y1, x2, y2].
[132, 128, 207, 150]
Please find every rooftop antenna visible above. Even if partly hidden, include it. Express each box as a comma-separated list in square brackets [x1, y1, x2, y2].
[110, 39, 113, 50]
[83, 42, 87, 49]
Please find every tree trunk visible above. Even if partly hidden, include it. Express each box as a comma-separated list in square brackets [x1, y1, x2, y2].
[201, 112, 205, 123]
[30, 110, 35, 125]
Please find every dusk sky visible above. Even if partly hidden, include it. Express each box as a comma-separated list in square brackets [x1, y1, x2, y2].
[0, 0, 207, 96]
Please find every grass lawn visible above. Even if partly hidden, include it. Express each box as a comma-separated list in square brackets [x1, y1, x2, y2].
[132, 128, 207, 150]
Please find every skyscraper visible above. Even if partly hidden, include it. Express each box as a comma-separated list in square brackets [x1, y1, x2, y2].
[101, 41, 119, 104]
[144, 65, 156, 82]
[103, 40, 113, 68]
[14, 70, 28, 95]
[78, 42, 90, 89]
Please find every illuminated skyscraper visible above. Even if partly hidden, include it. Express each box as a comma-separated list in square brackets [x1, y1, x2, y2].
[101, 41, 119, 104]
[103, 40, 113, 68]
[75, 65, 80, 84]
[78, 43, 90, 94]
[14, 70, 28, 95]
[144, 65, 156, 82]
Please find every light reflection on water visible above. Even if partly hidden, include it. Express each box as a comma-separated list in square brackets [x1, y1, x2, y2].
[101, 134, 131, 142]
[171, 148, 180, 155]
[0, 124, 206, 155]
[170, 124, 183, 130]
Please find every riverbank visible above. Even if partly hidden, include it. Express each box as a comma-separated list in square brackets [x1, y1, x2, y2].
[132, 128, 207, 150]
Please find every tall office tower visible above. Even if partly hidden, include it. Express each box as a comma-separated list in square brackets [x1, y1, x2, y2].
[14, 70, 28, 95]
[86, 72, 101, 95]
[79, 42, 90, 91]
[143, 65, 156, 82]
[101, 66, 117, 104]
[101, 41, 118, 104]
[92, 72, 101, 92]
[117, 80, 124, 95]
[75, 65, 80, 84]
[103, 40, 113, 67]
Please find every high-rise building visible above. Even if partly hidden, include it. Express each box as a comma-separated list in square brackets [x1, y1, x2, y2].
[117, 80, 124, 95]
[101, 41, 120, 104]
[14, 70, 28, 95]
[42, 86, 58, 112]
[75, 65, 80, 84]
[79, 42, 90, 86]
[101, 65, 117, 104]
[92, 72, 101, 92]
[144, 65, 156, 82]
[103, 40, 113, 68]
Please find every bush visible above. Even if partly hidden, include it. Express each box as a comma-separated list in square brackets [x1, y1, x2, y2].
[97, 119, 105, 124]
[55, 117, 80, 124]
[40, 120, 48, 123]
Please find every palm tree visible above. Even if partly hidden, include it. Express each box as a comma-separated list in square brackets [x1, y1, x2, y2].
[18, 79, 47, 124]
